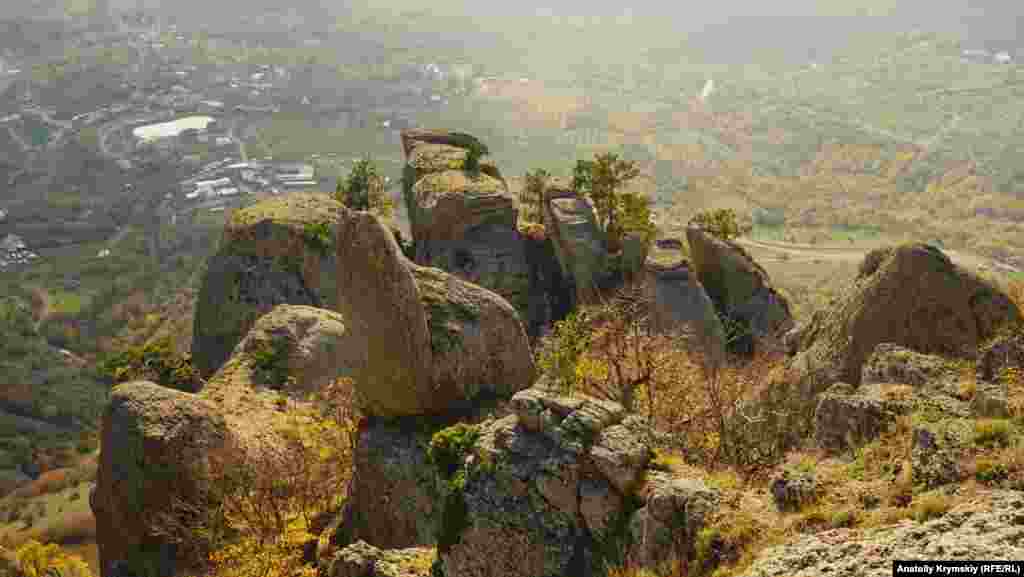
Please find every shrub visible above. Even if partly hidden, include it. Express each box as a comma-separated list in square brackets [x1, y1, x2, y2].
[689, 208, 750, 242]
[463, 141, 488, 174]
[249, 335, 292, 390]
[97, 336, 203, 392]
[14, 541, 93, 577]
[336, 158, 392, 217]
[301, 221, 333, 256]
[912, 494, 952, 522]
[429, 424, 480, 479]
[974, 458, 1010, 485]
[973, 419, 1014, 448]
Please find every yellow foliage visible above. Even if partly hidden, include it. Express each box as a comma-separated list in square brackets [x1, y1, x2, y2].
[207, 517, 317, 577]
[15, 541, 93, 577]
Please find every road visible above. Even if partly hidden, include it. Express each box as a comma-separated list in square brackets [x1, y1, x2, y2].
[734, 236, 1021, 275]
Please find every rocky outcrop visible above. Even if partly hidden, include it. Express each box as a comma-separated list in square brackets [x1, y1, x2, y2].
[94, 304, 362, 577]
[326, 541, 434, 577]
[643, 260, 726, 363]
[685, 226, 793, 352]
[192, 193, 344, 377]
[813, 344, 972, 452]
[976, 328, 1024, 383]
[543, 181, 610, 304]
[813, 382, 915, 452]
[400, 129, 530, 317]
[334, 208, 534, 417]
[739, 491, 1024, 577]
[91, 381, 232, 577]
[428, 387, 718, 577]
[790, 244, 1021, 398]
[522, 229, 576, 339]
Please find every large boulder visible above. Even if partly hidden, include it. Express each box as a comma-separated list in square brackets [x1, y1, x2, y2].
[543, 181, 610, 303]
[685, 226, 793, 350]
[192, 193, 344, 377]
[790, 244, 1021, 398]
[91, 381, 234, 577]
[643, 260, 726, 364]
[94, 306, 363, 577]
[739, 491, 1024, 577]
[334, 207, 534, 417]
[399, 130, 530, 314]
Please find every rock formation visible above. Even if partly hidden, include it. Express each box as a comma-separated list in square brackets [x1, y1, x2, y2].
[95, 196, 537, 576]
[685, 226, 793, 353]
[427, 387, 718, 577]
[643, 260, 726, 363]
[93, 304, 357, 577]
[400, 129, 531, 317]
[543, 179, 611, 304]
[333, 207, 534, 417]
[192, 193, 344, 377]
[790, 243, 1021, 398]
[739, 491, 1024, 577]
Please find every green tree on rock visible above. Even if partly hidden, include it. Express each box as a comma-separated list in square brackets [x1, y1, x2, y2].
[335, 158, 393, 217]
[522, 168, 550, 225]
[571, 152, 645, 251]
[689, 208, 748, 242]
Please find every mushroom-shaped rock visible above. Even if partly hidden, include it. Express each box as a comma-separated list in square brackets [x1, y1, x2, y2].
[192, 193, 344, 377]
[790, 243, 1021, 398]
[685, 226, 793, 348]
[335, 207, 534, 417]
[543, 180, 610, 303]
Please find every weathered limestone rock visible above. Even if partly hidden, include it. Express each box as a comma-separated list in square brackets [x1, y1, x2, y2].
[333, 208, 534, 417]
[327, 540, 434, 577]
[400, 130, 530, 318]
[813, 383, 914, 452]
[627, 472, 719, 568]
[192, 193, 344, 377]
[644, 260, 726, 363]
[976, 328, 1024, 383]
[429, 387, 715, 577]
[790, 244, 1021, 398]
[91, 381, 233, 577]
[331, 421, 442, 551]
[739, 491, 1024, 577]
[522, 229, 575, 339]
[95, 306, 368, 577]
[685, 226, 793, 351]
[861, 343, 962, 389]
[543, 181, 610, 303]
[211, 304, 357, 394]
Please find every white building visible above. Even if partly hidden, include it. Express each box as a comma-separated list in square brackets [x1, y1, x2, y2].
[185, 191, 200, 200]
[217, 187, 239, 196]
[194, 177, 231, 189]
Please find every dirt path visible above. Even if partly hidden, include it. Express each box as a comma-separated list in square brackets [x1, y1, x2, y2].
[735, 237, 1021, 274]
